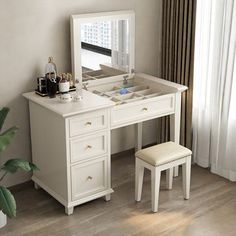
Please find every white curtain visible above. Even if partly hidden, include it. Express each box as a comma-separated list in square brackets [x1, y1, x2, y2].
[193, 0, 236, 180]
[111, 20, 129, 71]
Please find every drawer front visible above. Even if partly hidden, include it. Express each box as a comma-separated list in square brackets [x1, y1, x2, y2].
[70, 131, 107, 163]
[71, 156, 108, 200]
[69, 110, 107, 137]
[111, 94, 175, 127]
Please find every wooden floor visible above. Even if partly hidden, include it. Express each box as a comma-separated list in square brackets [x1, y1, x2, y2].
[1, 151, 236, 236]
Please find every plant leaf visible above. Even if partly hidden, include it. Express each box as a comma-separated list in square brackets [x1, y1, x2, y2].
[29, 162, 40, 171]
[0, 186, 16, 218]
[0, 127, 18, 152]
[0, 107, 9, 132]
[1, 159, 39, 174]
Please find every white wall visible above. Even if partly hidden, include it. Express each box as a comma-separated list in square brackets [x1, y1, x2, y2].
[0, 0, 162, 186]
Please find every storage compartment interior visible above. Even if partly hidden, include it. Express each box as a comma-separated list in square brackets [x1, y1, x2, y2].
[82, 64, 127, 81]
[83, 70, 112, 81]
[90, 80, 165, 105]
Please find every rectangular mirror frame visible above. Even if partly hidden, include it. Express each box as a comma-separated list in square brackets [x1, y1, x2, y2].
[70, 10, 135, 84]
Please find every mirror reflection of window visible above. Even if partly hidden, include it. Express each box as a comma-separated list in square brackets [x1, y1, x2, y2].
[80, 20, 130, 74]
[111, 20, 130, 72]
[81, 21, 112, 72]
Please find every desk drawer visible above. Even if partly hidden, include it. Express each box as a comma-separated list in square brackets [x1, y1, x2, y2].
[70, 131, 107, 163]
[69, 110, 107, 137]
[111, 94, 175, 127]
[71, 156, 107, 200]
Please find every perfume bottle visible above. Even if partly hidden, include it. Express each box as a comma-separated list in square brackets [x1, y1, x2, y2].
[74, 79, 83, 101]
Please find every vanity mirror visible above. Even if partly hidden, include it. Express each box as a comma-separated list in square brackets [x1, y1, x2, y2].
[70, 11, 135, 84]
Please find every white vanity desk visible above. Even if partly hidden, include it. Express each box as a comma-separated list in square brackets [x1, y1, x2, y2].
[23, 10, 187, 215]
[23, 73, 186, 215]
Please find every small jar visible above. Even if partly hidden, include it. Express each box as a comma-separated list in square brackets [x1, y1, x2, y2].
[59, 73, 70, 94]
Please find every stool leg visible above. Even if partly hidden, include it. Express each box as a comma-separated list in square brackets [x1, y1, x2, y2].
[151, 167, 161, 212]
[135, 158, 144, 202]
[182, 156, 191, 200]
[166, 168, 173, 190]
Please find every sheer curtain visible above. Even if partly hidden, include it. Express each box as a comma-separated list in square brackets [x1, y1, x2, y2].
[193, 0, 236, 180]
[111, 20, 129, 72]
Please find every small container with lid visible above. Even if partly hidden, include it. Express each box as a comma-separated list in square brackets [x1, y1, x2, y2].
[59, 73, 72, 102]
[59, 73, 70, 94]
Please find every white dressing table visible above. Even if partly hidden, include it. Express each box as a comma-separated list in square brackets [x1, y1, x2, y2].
[23, 11, 187, 215]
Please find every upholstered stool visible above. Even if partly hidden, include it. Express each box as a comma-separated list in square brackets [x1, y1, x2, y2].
[135, 141, 192, 212]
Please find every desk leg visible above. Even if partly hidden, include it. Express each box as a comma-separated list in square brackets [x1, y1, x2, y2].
[65, 206, 74, 215]
[135, 122, 143, 152]
[170, 92, 181, 177]
[104, 194, 111, 201]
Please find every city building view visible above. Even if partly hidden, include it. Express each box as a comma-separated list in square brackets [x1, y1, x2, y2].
[81, 21, 112, 49]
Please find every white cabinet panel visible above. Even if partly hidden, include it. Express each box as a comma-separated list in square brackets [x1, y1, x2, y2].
[70, 131, 107, 163]
[71, 156, 108, 200]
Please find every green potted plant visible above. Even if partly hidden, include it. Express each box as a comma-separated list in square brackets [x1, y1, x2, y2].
[0, 107, 38, 228]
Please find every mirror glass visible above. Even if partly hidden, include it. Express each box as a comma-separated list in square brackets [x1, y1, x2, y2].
[71, 11, 135, 83]
[81, 20, 129, 74]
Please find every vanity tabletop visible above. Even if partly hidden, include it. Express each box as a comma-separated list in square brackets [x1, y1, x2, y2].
[23, 90, 115, 118]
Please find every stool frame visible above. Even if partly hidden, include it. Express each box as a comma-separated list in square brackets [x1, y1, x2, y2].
[135, 155, 191, 212]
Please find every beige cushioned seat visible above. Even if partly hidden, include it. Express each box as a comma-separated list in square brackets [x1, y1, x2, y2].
[136, 141, 192, 166]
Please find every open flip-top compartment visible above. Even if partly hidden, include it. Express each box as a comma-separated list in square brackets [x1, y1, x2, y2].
[88, 78, 170, 105]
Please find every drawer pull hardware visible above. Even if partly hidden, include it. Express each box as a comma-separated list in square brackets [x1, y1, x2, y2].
[142, 107, 148, 111]
[85, 121, 92, 126]
[86, 145, 92, 149]
[87, 176, 93, 180]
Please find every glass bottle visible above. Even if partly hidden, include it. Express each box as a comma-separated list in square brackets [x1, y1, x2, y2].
[74, 79, 83, 101]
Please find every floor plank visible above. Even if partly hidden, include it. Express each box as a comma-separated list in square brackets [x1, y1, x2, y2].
[1, 152, 236, 236]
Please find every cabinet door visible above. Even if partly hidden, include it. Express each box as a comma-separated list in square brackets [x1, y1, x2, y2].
[70, 131, 107, 163]
[71, 156, 108, 200]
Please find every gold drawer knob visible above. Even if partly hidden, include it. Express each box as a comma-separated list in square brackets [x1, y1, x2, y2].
[142, 107, 148, 111]
[87, 176, 93, 180]
[86, 145, 92, 149]
[85, 121, 92, 126]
